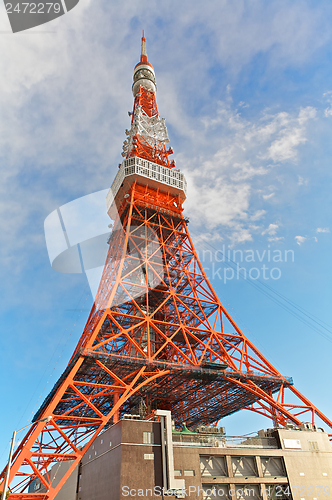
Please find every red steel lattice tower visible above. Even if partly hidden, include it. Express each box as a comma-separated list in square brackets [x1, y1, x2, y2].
[2, 33, 332, 500]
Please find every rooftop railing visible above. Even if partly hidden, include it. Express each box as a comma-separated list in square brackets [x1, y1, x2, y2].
[172, 434, 278, 449]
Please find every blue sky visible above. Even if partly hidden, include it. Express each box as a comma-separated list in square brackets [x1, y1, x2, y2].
[1, 0, 332, 468]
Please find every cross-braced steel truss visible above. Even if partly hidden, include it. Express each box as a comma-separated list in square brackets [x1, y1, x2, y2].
[2, 182, 332, 500]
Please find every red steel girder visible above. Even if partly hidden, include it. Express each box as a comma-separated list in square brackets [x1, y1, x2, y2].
[2, 183, 332, 500]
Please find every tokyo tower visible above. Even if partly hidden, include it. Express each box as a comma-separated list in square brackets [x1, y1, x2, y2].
[1, 33, 332, 500]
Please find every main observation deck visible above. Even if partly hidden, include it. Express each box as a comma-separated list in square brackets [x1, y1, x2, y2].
[106, 156, 187, 218]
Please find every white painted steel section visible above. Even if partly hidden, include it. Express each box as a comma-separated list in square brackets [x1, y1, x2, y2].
[155, 410, 185, 491]
[122, 105, 169, 157]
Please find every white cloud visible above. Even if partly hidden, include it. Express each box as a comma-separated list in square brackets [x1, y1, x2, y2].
[231, 163, 267, 181]
[261, 223, 284, 242]
[317, 227, 330, 233]
[262, 193, 275, 200]
[184, 168, 251, 228]
[183, 98, 315, 244]
[268, 236, 284, 242]
[250, 210, 266, 221]
[298, 176, 309, 186]
[323, 91, 332, 117]
[262, 223, 279, 236]
[193, 231, 224, 246]
[263, 107, 316, 163]
[295, 235, 307, 245]
[229, 226, 254, 246]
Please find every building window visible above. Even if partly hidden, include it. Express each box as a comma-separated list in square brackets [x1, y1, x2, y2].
[232, 456, 257, 477]
[235, 485, 261, 500]
[143, 431, 154, 444]
[264, 485, 292, 500]
[184, 470, 195, 476]
[202, 485, 231, 500]
[200, 456, 227, 477]
[261, 457, 286, 477]
[174, 470, 182, 476]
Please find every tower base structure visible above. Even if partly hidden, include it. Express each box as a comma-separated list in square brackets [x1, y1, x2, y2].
[29, 412, 332, 500]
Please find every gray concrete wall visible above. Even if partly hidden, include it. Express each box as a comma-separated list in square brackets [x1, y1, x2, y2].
[173, 445, 202, 499]
[78, 421, 122, 500]
[276, 429, 332, 499]
[120, 419, 163, 500]
[28, 461, 78, 500]
[54, 462, 79, 500]
[78, 419, 164, 500]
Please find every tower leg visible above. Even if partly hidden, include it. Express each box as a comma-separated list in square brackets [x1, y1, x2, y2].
[0, 358, 169, 500]
[113, 392, 120, 423]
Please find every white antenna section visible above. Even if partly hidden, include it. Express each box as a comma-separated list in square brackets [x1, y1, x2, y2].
[122, 105, 169, 157]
